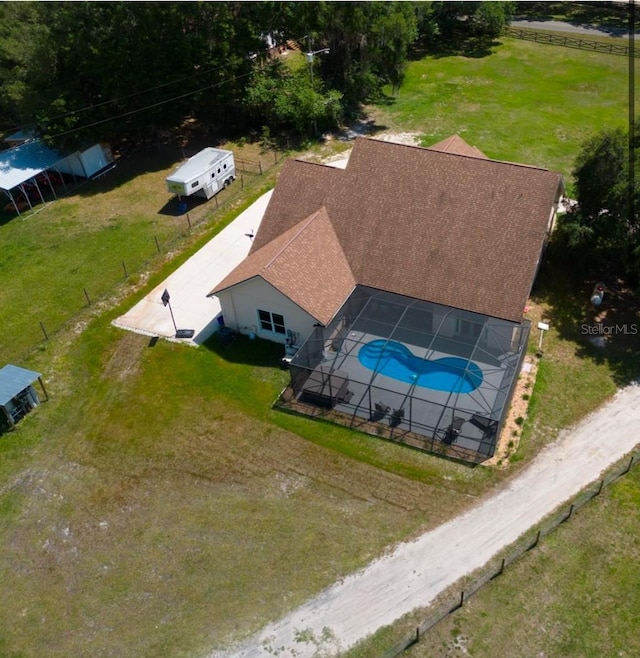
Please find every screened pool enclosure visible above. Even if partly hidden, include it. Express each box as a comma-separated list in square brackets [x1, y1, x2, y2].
[279, 286, 530, 464]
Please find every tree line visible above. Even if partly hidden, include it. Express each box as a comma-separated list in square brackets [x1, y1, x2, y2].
[0, 1, 514, 149]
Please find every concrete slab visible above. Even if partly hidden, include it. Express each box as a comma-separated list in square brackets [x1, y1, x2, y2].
[113, 190, 273, 345]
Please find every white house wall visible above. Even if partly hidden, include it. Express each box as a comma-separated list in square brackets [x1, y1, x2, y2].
[216, 277, 317, 345]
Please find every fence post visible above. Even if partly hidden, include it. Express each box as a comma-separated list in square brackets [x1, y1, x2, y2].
[416, 627, 420, 643]
[597, 479, 605, 495]
[259, 160, 263, 175]
[626, 455, 635, 474]
[40, 321, 48, 341]
[154, 236, 161, 253]
[186, 212, 191, 229]
[566, 504, 574, 521]
[274, 149, 277, 164]
[122, 260, 128, 278]
[534, 529, 541, 547]
[215, 194, 219, 209]
[84, 288, 91, 305]
[459, 590, 465, 608]
[241, 174, 244, 189]
[500, 557, 506, 575]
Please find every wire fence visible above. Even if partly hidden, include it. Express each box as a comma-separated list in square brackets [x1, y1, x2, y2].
[381, 450, 640, 657]
[505, 26, 639, 57]
[4, 148, 285, 364]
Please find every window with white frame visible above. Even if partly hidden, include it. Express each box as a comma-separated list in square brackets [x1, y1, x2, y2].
[258, 309, 286, 335]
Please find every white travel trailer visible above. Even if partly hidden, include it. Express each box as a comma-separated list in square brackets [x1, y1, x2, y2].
[166, 147, 235, 200]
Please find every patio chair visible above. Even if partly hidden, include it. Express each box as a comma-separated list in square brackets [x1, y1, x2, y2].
[389, 407, 404, 428]
[443, 417, 465, 445]
[370, 402, 390, 422]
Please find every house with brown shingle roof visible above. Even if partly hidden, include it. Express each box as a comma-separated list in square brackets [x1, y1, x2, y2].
[209, 136, 563, 461]
[210, 136, 562, 340]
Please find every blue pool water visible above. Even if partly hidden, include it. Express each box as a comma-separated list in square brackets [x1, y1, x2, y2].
[358, 339, 483, 393]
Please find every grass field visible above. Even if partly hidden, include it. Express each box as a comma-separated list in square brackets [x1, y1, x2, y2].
[408, 465, 640, 658]
[0, 142, 278, 364]
[373, 36, 630, 190]
[0, 318, 504, 657]
[0, 34, 636, 657]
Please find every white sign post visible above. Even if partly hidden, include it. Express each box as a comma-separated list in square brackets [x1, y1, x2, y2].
[537, 321, 549, 351]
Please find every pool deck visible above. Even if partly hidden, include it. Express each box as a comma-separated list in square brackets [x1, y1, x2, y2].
[312, 330, 514, 459]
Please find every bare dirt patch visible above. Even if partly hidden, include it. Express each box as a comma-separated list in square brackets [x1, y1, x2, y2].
[101, 331, 148, 383]
[485, 355, 539, 468]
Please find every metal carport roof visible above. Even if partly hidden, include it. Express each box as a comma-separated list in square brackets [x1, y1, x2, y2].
[0, 364, 41, 407]
[0, 140, 63, 192]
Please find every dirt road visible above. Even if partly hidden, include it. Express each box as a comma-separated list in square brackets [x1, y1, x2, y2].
[210, 382, 640, 657]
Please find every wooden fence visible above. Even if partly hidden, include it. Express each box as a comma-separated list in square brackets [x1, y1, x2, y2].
[505, 26, 639, 57]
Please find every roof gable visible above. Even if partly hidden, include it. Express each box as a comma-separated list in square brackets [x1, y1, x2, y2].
[215, 137, 563, 324]
[211, 207, 355, 325]
[249, 159, 344, 253]
[427, 134, 488, 159]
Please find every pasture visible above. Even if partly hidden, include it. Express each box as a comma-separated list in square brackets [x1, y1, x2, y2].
[0, 34, 635, 657]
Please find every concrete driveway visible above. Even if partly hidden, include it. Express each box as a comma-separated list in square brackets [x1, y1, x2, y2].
[113, 190, 273, 345]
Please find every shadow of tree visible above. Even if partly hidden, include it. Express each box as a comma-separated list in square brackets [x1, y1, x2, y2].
[532, 252, 640, 388]
[409, 36, 502, 61]
[515, 2, 630, 32]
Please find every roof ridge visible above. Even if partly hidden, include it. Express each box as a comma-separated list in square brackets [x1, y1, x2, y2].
[264, 207, 326, 270]
[358, 136, 554, 172]
[292, 158, 338, 170]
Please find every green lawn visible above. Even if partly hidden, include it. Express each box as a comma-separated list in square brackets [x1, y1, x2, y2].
[0, 145, 274, 364]
[374, 36, 629, 189]
[0, 34, 637, 658]
[0, 317, 503, 658]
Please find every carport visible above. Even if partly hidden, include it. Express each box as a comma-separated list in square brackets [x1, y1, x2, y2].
[0, 140, 69, 216]
[0, 364, 48, 430]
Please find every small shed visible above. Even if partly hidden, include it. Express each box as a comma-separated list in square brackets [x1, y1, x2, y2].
[0, 364, 48, 430]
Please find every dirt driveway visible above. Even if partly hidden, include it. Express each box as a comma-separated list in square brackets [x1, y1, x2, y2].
[210, 382, 640, 657]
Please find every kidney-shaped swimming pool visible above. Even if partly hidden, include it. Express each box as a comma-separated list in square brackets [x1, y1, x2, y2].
[358, 339, 483, 393]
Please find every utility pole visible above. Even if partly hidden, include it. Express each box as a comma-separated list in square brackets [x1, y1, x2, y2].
[305, 37, 330, 137]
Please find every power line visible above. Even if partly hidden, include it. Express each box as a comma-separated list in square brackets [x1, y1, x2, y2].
[5, 33, 309, 138]
[45, 70, 255, 140]
[5, 63, 235, 136]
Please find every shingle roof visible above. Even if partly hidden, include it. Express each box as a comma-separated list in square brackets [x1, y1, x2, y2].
[428, 134, 488, 159]
[249, 159, 343, 253]
[212, 137, 563, 324]
[211, 207, 356, 325]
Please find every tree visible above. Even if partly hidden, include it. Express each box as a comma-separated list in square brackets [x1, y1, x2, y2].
[556, 124, 640, 283]
[0, 2, 422, 145]
[427, 1, 514, 51]
[315, 2, 418, 109]
[245, 60, 343, 137]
